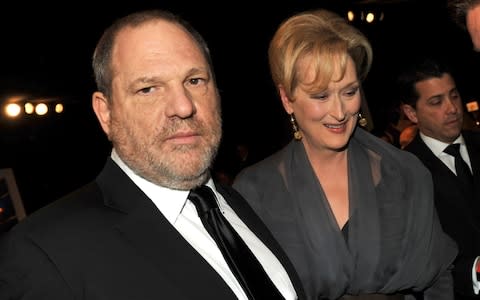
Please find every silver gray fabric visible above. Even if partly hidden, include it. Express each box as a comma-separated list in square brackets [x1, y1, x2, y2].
[233, 127, 457, 300]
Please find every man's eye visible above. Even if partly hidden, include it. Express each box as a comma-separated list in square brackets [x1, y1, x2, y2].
[138, 87, 154, 94]
[189, 78, 205, 86]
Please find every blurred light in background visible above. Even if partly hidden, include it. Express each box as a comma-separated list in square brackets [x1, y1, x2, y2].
[1, 95, 65, 119]
[466, 100, 480, 126]
[5, 103, 21, 118]
[366, 12, 375, 23]
[35, 103, 48, 116]
[55, 103, 64, 113]
[466, 100, 479, 112]
[347, 11, 355, 21]
[347, 9, 384, 24]
[24, 103, 34, 114]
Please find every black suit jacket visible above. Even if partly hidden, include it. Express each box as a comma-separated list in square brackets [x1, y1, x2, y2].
[404, 131, 480, 299]
[0, 158, 305, 300]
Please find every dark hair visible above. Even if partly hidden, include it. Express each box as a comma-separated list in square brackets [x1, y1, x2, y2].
[92, 9, 214, 98]
[396, 57, 454, 107]
[447, 0, 480, 30]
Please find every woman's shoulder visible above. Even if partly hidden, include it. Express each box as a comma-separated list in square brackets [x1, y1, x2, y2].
[233, 143, 294, 192]
[237, 143, 290, 175]
[355, 127, 429, 173]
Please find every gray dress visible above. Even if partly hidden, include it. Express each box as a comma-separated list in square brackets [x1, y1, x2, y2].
[233, 127, 457, 300]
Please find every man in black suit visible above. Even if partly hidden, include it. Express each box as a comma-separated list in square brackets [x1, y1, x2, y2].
[398, 57, 480, 299]
[0, 10, 304, 300]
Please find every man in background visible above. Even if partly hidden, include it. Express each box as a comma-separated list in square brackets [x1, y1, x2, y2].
[398, 57, 480, 299]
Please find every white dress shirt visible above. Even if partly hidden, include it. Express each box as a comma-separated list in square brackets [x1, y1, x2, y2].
[420, 133, 472, 174]
[111, 149, 297, 300]
[419, 133, 478, 294]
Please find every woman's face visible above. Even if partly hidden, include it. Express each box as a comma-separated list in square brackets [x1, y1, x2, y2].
[281, 55, 361, 154]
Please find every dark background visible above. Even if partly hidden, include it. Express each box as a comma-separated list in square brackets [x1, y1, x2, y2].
[0, 0, 478, 214]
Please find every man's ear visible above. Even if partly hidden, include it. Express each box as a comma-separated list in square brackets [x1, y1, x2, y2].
[402, 104, 418, 124]
[92, 91, 112, 138]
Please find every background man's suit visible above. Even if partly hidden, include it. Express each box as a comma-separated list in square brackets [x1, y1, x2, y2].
[405, 130, 480, 299]
[0, 158, 305, 299]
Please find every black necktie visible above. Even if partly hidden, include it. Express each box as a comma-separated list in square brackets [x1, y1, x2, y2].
[443, 143, 473, 189]
[188, 185, 284, 300]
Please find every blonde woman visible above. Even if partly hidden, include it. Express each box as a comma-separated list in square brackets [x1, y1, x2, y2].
[234, 9, 457, 300]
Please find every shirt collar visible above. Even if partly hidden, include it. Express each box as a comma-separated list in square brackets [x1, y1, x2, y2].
[110, 149, 214, 224]
[420, 132, 465, 157]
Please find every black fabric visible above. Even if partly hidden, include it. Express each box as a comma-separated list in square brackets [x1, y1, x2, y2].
[443, 143, 473, 191]
[188, 185, 284, 300]
[0, 159, 307, 300]
[405, 131, 480, 299]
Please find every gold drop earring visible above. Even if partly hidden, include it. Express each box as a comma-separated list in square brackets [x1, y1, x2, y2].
[290, 113, 302, 140]
[358, 112, 368, 127]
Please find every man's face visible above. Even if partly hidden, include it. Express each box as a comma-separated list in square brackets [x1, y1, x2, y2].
[404, 73, 463, 143]
[93, 20, 222, 190]
[466, 4, 480, 51]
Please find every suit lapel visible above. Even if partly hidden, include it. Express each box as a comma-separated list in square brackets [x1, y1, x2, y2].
[406, 134, 480, 229]
[463, 132, 480, 212]
[407, 135, 456, 179]
[464, 132, 480, 179]
[116, 207, 235, 299]
[96, 159, 236, 299]
[216, 182, 306, 299]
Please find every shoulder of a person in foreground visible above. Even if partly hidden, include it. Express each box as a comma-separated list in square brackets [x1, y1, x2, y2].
[4, 181, 103, 240]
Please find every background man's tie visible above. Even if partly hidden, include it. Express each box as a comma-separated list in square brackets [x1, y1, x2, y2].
[188, 185, 284, 299]
[443, 143, 473, 190]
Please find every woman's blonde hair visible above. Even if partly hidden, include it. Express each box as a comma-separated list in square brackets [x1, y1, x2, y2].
[268, 9, 373, 98]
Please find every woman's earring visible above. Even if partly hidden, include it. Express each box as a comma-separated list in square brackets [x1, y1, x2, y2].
[358, 112, 368, 127]
[290, 113, 302, 140]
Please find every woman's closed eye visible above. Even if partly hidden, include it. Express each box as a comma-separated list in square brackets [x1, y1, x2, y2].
[311, 92, 329, 101]
[344, 86, 359, 97]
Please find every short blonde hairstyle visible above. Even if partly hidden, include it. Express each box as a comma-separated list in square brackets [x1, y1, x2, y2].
[268, 9, 373, 98]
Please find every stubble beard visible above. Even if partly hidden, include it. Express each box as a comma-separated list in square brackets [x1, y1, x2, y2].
[111, 114, 222, 190]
